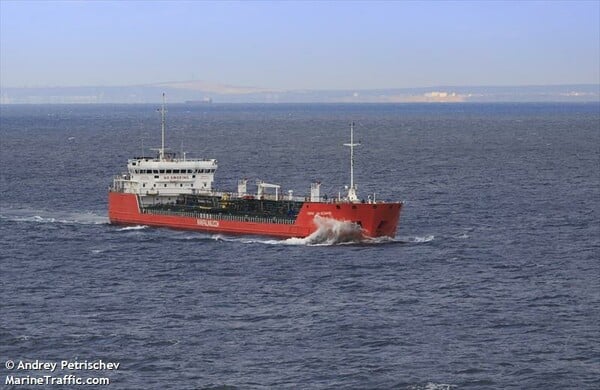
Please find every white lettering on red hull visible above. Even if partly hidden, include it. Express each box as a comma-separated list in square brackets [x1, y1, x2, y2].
[197, 219, 219, 227]
[307, 211, 333, 217]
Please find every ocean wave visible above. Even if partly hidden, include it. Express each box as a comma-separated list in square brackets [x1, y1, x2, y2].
[405, 234, 435, 243]
[407, 384, 456, 390]
[117, 225, 148, 231]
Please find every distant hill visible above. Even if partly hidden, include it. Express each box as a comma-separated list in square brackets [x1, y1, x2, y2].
[1, 81, 598, 104]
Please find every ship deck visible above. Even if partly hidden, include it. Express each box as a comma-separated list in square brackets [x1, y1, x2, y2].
[142, 193, 304, 224]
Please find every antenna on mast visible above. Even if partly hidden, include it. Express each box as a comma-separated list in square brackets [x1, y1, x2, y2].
[343, 122, 360, 201]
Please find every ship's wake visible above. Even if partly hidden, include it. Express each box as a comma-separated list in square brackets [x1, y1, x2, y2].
[0, 207, 108, 226]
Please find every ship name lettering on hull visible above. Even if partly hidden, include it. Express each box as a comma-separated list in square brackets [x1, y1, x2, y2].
[307, 211, 333, 217]
[197, 219, 220, 227]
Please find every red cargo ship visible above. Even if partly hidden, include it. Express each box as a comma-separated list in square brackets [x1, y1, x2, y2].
[108, 97, 402, 238]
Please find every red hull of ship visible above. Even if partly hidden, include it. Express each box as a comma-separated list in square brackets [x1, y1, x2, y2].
[108, 192, 402, 238]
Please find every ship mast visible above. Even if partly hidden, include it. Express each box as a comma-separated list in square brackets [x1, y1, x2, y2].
[344, 122, 360, 202]
[160, 93, 166, 161]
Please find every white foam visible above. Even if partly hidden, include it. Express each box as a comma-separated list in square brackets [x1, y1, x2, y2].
[415, 234, 435, 243]
[0, 207, 108, 225]
[424, 383, 457, 390]
[276, 215, 367, 246]
[399, 234, 435, 243]
[117, 225, 148, 231]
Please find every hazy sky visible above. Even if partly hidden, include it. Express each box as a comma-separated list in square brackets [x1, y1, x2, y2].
[1, 0, 599, 89]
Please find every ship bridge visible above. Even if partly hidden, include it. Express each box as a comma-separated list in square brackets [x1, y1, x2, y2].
[112, 155, 218, 198]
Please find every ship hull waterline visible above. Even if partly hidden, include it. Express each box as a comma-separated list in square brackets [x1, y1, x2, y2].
[108, 192, 402, 239]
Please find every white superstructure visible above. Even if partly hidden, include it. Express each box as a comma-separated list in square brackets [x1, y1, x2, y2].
[111, 93, 218, 205]
[113, 154, 218, 197]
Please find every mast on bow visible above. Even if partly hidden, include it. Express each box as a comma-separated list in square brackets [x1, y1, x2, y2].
[343, 122, 360, 202]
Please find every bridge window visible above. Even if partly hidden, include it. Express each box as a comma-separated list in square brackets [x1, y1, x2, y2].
[153, 170, 158, 174]
[173, 169, 180, 174]
[159, 169, 165, 174]
[166, 169, 172, 174]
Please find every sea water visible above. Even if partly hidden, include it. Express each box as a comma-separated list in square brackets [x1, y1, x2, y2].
[1, 103, 598, 389]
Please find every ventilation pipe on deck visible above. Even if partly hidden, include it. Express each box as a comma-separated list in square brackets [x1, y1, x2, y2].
[310, 182, 321, 202]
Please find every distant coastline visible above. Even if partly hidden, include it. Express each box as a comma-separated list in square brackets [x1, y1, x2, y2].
[1, 82, 598, 104]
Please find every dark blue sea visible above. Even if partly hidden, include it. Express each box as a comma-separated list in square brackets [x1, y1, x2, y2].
[1, 103, 599, 389]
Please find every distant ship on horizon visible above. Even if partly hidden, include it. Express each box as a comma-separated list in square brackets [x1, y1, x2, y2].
[184, 97, 213, 104]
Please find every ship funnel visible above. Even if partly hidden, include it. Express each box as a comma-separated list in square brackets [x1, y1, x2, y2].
[311, 182, 321, 202]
